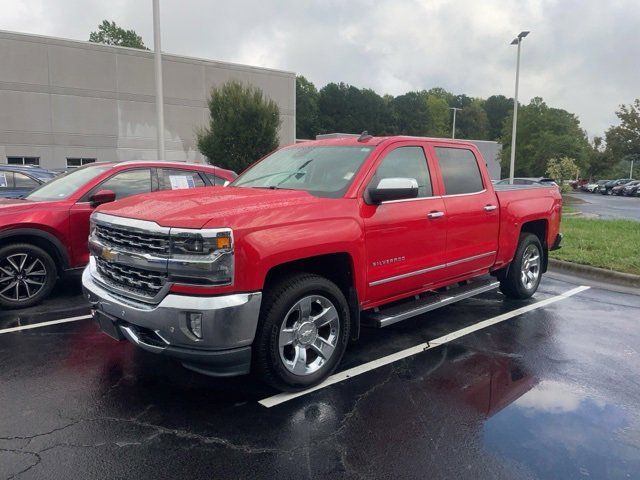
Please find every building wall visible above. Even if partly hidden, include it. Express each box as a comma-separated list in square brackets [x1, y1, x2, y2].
[0, 30, 296, 169]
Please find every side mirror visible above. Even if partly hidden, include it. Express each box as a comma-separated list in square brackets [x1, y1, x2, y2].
[369, 178, 419, 204]
[90, 189, 116, 207]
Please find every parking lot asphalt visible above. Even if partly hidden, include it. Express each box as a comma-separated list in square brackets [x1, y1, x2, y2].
[2, 274, 640, 480]
[568, 191, 640, 221]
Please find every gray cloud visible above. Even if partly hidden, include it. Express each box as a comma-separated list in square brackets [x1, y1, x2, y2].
[1, 0, 638, 136]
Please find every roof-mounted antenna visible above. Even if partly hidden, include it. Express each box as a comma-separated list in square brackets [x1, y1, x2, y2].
[358, 130, 373, 142]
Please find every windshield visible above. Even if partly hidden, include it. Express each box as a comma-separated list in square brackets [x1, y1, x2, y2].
[231, 146, 374, 198]
[26, 165, 111, 201]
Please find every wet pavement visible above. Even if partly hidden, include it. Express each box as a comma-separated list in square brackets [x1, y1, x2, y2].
[1, 274, 639, 479]
[568, 191, 640, 221]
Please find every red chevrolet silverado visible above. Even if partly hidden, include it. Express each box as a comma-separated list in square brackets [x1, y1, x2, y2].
[82, 136, 562, 391]
[0, 161, 236, 309]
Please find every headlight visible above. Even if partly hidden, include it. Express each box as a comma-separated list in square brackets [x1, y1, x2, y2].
[171, 229, 232, 255]
[168, 228, 234, 286]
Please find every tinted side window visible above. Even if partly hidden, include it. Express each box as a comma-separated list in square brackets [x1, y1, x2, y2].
[206, 173, 228, 186]
[14, 172, 39, 189]
[158, 169, 206, 190]
[374, 147, 432, 197]
[95, 169, 152, 200]
[435, 147, 484, 195]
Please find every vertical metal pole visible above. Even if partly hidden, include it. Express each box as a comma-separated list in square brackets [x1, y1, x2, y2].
[631, 158, 634, 178]
[509, 40, 522, 184]
[452, 108, 457, 139]
[153, 0, 165, 160]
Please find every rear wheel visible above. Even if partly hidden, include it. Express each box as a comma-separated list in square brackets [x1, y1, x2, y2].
[0, 243, 57, 309]
[254, 273, 350, 391]
[499, 233, 543, 299]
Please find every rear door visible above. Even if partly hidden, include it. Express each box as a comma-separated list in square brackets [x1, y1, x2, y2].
[362, 142, 448, 305]
[430, 144, 499, 279]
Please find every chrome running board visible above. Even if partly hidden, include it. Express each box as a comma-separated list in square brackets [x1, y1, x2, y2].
[362, 277, 500, 328]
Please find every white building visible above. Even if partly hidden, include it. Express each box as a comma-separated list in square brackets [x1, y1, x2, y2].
[0, 30, 296, 170]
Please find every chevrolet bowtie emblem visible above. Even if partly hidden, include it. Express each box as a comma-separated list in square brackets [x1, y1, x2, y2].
[100, 247, 118, 262]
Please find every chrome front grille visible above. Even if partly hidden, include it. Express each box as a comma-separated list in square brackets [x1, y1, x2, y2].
[94, 223, 170, 256]
[95, 257, 167, 299]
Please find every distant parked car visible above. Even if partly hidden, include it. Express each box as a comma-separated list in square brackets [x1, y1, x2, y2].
[621, 180, 640, 196]
[611, 180, 636, 196]
[0, 165, 57, 198]
[585, 179, 609, 193]
[495, 177, 558, 187]
[599, 178, 633, 195]
[0, 161, 236, 309]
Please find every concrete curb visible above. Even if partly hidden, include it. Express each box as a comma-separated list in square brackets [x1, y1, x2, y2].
[548, 258, 640, 289]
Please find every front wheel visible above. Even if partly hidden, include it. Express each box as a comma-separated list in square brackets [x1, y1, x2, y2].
[0, 243, 57, 309]
[499, 233, 543, 300]
[253, 273, 350, 391]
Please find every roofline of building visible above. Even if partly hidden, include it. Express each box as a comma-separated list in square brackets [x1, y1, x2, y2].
[0, 29, 296, 78]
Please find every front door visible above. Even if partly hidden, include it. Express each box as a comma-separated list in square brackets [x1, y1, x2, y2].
[68, 168, 153, 266]
[363, 144, 448, 305]
[430, 144, 499, 279]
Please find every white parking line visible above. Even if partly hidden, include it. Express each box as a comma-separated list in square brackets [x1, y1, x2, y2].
[259, 285, 590, 408]
[0, 314, 92, 335]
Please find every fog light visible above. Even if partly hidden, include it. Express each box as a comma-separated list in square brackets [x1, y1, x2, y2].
[188, 313, 203, 339]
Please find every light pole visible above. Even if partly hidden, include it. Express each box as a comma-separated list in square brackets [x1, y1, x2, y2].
[508, 31, 529, 184]
[153, 0, 165, 160]
[449, 107, 462, 139]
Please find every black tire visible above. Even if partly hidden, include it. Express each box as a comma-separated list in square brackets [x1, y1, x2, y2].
[0, 243, 57, 309]
[253, 273, 350, 392]
[499, 233, 543, 300]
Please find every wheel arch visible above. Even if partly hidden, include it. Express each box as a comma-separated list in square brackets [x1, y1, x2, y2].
[0, 229, 69, 275]
[263, 252, 361, 341]
[520, 219, 548, 273]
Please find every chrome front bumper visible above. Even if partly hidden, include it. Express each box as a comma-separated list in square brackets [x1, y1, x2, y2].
[82, 262, 262, 376]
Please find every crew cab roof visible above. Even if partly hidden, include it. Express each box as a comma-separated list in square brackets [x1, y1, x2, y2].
[296, 135, 478, 150]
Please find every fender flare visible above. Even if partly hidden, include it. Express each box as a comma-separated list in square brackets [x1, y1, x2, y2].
[0, 228, 70, 270]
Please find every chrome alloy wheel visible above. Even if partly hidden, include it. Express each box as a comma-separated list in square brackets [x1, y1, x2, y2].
[0, 253, 47, 302]
[520, 244, 541, 290]
[278, 295, 340, 376]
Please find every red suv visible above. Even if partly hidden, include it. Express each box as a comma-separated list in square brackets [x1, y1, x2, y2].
[0, 161, 236, 309]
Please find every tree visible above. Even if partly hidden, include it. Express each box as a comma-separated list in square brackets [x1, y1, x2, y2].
[546, 157, 580, 192]
[89, 20, 148, 49]
[425, 95, 450, 137]
[392, 91, 430, 135]
[500, 97, 590, 177]
[483, 95, 513, 140]
[455, 99, 489, 140]
[295, 76, 320, 140]
[196, 81, 280, 172]
[605, 99, 640, 163]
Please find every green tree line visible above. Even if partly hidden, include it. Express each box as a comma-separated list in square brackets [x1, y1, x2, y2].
[297, 76, 636, 179]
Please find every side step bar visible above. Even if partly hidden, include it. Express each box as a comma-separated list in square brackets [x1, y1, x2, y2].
[362, 277, 500, 328]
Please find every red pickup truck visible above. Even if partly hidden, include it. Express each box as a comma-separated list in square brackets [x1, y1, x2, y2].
[83, 136, 562, 391]
[0, 161, 236, 309]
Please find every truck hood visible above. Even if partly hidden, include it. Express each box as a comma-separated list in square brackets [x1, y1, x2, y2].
[95, 187, 325, 229]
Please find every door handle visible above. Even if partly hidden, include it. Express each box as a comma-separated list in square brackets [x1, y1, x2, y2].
[427, 211, 445, 219]
[484, 205, 497, 212]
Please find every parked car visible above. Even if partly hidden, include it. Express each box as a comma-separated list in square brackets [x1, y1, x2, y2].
[585, 179, 609, 193]
[599, 178, 633, 195]
[620, 180, 640, 196]
[0, 165, 57, 198]
[83, 136, 562, 391]
[611, 180, 636, 195]
[495, 177, 558, 187]
[0, 161, 236, 309]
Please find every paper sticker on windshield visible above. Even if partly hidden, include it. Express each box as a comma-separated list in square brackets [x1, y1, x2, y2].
[0, 173, 7, 188]
[169, 175, 196, 190]
[343, 172, 354, 180]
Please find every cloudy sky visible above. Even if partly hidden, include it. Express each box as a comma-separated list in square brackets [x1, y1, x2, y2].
[1, 0, 638, 137]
